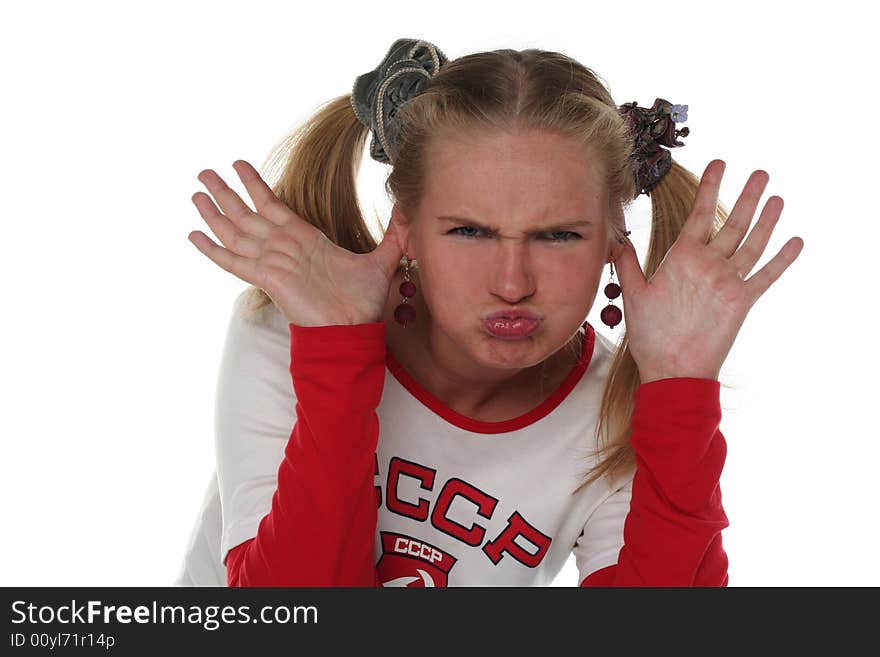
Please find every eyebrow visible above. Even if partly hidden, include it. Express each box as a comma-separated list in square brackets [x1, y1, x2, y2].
[437, 216, 595, 235]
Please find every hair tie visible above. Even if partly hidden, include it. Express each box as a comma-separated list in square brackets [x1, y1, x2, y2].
[350, 38, 448, 164]
[618, 98, 690, 197]
[351, 40, 690, 197]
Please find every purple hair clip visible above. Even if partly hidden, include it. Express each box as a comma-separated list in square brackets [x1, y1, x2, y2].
[618, 98, 691, 197]
[670, 104, 688, 123]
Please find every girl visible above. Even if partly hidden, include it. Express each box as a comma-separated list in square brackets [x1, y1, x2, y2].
[175, 40, 802, 587]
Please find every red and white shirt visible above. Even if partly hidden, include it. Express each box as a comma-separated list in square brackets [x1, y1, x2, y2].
[175, 292, 728, 587]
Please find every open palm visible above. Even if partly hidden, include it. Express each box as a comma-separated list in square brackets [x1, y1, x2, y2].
[188, 160, 407, 327]
[613, 159, 805, 384]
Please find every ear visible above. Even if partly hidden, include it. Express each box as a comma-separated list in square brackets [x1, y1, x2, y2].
[608, 237, 628, 265]
[390, 204, 414, 258]
[605, 212, 628, 264]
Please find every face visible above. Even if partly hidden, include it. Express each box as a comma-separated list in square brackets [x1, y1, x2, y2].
[399, 127, 623, 372]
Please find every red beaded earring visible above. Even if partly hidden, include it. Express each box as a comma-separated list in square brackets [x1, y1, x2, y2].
[600, 261, 623, 329]
[600, 230, 631, 329]
[393, 255, 417, 327]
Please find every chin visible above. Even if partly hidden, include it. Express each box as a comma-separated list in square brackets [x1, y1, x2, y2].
[476, 331, 550, 368]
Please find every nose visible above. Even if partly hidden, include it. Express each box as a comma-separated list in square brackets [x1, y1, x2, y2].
[489, 238, 536, 303]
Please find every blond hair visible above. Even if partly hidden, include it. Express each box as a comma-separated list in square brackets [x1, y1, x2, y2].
[237, 48, 730, 493]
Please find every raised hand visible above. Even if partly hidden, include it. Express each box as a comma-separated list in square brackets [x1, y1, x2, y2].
[611, 159, 805, 384]
[188, 160, 408, 327]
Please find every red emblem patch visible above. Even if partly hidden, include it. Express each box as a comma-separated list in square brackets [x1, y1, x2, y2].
[377, 531, 458, 587]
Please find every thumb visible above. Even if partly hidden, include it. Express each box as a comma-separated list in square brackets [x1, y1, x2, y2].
[610, 236, 646, 296]
[370, 211, 408, 280]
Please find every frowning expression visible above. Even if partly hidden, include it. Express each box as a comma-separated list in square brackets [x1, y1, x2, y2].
[405, 127, 619, 369]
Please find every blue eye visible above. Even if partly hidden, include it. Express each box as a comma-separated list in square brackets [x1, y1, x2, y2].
[449, 226, 483, 239]
[448, 227, 581, 242]
[543, 231, 581, 242]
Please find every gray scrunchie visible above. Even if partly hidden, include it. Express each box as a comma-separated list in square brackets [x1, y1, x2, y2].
[350, 38, 448, 164]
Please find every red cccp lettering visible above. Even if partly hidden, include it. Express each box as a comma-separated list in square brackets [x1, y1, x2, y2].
[483, 511, 552, 567]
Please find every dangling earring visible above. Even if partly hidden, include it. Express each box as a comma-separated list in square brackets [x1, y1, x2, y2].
[601, 230, 630, 329]
[394, 255, 417, 327]
[600, 262, 623, 329]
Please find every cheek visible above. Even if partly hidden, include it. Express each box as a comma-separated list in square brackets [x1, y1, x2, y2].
[417, 246, 481, 290]
[544, 253, 604, 293]
[416, 261, 473, 317]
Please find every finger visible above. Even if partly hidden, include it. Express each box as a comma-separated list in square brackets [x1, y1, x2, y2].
[232, 160, 291, 227]
[188, 230, 262, 284]
[191, 192, 262, 259]
[709, 169, 770, 258]
[231, 159, 323, 246]
[370, 209, 408, 279]
[730, 195, 784, 277]
[610, 233, 646, 295]
[197, 169, 273, 239]
[681, 159, 726, 244]
[744, 237, 804, 302]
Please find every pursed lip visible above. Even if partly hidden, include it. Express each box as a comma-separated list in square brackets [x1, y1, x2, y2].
[484, 309, 543, 321]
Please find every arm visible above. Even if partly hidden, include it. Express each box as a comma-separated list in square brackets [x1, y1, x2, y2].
[226, 320, 386, 587]
[174, 471, 227, 587]
[576, 377, 729, 587]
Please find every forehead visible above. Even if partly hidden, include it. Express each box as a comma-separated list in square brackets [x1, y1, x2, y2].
[420, 128, 607, 219]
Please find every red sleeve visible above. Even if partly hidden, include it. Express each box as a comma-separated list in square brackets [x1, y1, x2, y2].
[580, 377, 730, 587]
[226, 322, 387, 587]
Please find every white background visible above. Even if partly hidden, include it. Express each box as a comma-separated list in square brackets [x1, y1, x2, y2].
[1, 0, 876, 586]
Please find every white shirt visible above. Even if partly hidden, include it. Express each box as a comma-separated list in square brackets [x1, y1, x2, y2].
[174, 291, 633, 586]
